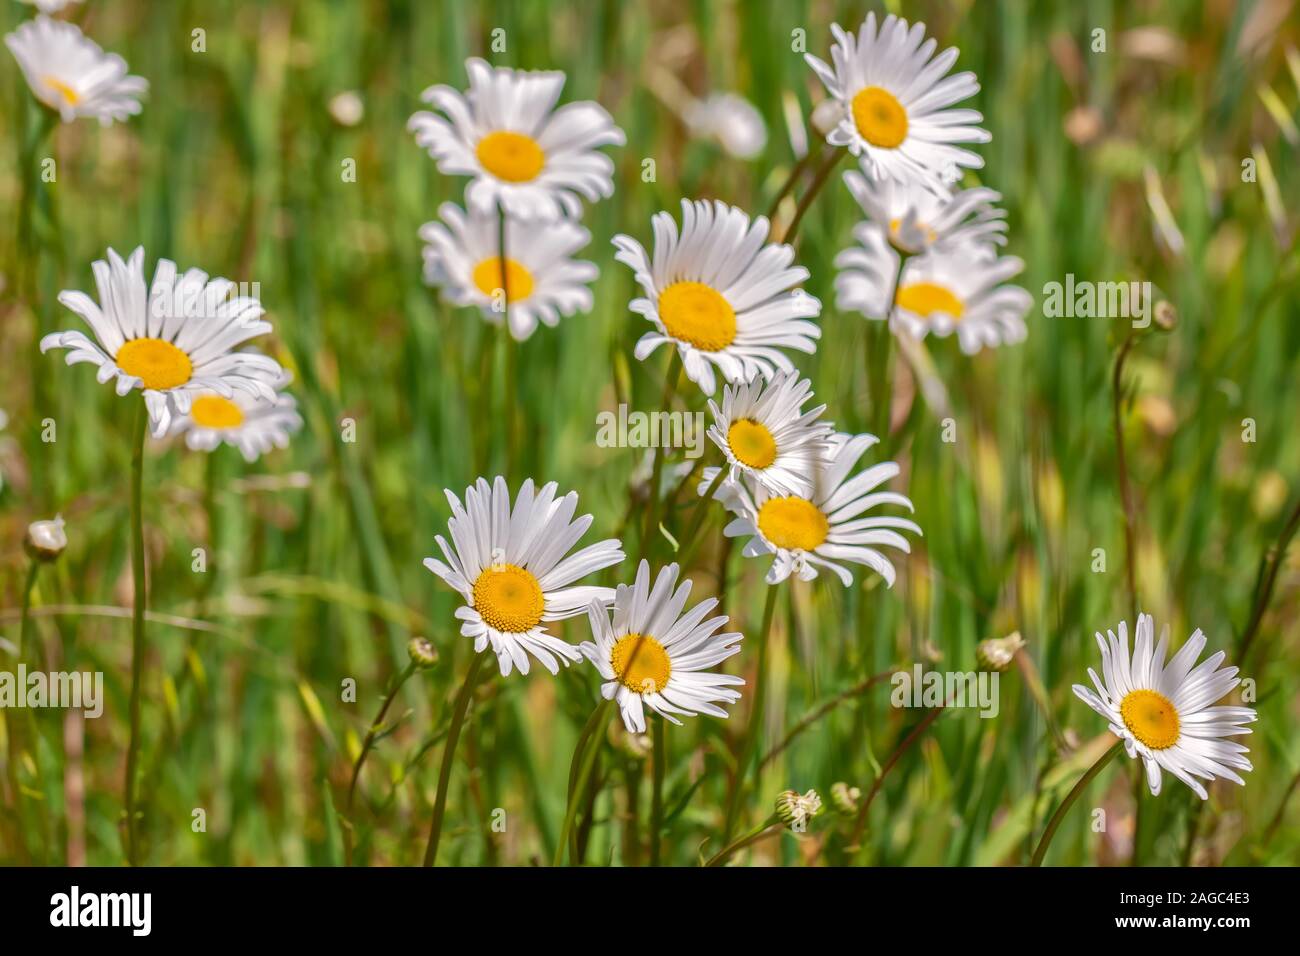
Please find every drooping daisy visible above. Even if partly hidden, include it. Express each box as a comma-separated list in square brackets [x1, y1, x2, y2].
[612, 199, 822, 395]
[424, 477, 625, 677]
[168, 372, 303, 463]
[5, 16, 147, 126]
[408, 57, 624, 221]
[723, 432, 920, 587]
[580, 561, 743, 733]
[1072, 614, 1256, 799]
[843, 168, 1007, 255]
[418, 202, 597, 341]
[706, 371, 832, 498]
[835, 230, 1031, 354]
[805, 14, 989, 189]
[42, 246, 284, 436]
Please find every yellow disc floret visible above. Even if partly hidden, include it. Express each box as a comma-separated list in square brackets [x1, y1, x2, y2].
[476, 131, 545, 182]
[1120, 688, 1180, 750]
[851, 86, 908, 149]
[658, 281, 737, 352]
[610, 632, 672, 694]
[757, 496, 829, 551]
[472, 564, 544, 633]
[116, 338, 194, 390]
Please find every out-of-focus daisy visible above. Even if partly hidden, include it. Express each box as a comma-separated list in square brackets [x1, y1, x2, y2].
[580, 560, 743, 733]
[612, 199, 822, 395]
[684, 92, 767, 160]
[5, 16, 146, 126]
[19, 0, 83, 15]
[805, 13, 989, 189]
[41, 247, 284, 436]
[706, 370, 832, 498]
[424, 477, 625, 677]
[1072, 614, 1256, 799]
[843, 169, 1006, 254]
[168, 373, 303, 463]
[836, 230, 1031, 354]
[408, 57, 624, 221]
[723, 432, 920, 587]
[418, 202, 597, 341]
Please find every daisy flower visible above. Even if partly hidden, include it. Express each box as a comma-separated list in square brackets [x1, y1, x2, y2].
[723, 432, 921, 587]
[408, 57, 624, 221]
[706, 370, 832, 498]
[20, 0, 83, 12]
[1072, 614, 1256, 799]
[423, 477, 625, 677]
[835, 230, 1031, 354]
[843, 168, 1007, 255]
[41, 246, 285, 437]
[168, 372, 303, 462]
[580, 561, 743, 734]
[418, 202, 597, 341]
[612, 199, 822, 395]
[805, 13, 989, 189]
[5, 16, 147, 126]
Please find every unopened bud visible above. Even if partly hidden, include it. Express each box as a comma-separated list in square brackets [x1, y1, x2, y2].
[1154, 300, 1177, 331]
[775, 788, 822, 830]
[829, 781, 861, 817]
[977, 631, 1025, 672]
[407, 636, 439, 669]
[25, 515, 67, 562]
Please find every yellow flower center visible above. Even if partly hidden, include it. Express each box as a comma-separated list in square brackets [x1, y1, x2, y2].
[1120, 689, 1180, 750]
[189, 395, 245, 430]
[42, 75, 80, 106]
[658, 281, 736, 352]
[610, 633, 672, 694]
[471, 257, 535, 303]
[728, 418, 777, 469]
[851, 86, 908, 149]
[895, 282, 965, 321]
[475, 130, 545, 182]
[116, 338, 194, 390]
[757, 496, 829, 551]
[472, 564, 544, 634]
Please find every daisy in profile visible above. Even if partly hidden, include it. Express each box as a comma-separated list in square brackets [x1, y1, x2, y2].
[843, 169, 1007, 255]
[836, 231, 1031, 354]
[168, 371, 303, 463]
[723, 432, 920, 587]
[612, 199, 822, 395]
[408, 57, 624, 221]
[5, 16, 147, 125]
[1072, 614, 1256, 799]
[805, 13, 988, 189]
[41, 247, 284, 436]
[580, 561, 743, 733]
[424, 477, 625, 677]
[706, 371, 832, 498]
[418, 202, 597, 341]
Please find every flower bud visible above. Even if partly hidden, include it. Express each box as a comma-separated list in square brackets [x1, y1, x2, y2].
[25, 515, 67, 562]
[829, 781, 861, 817]
[406, 636, 439, 669]
[810, 98, 846, 139]
[977, 631, 1025, 672]
[1154, 300, 1177, 331]
[775, 788, 822, 830]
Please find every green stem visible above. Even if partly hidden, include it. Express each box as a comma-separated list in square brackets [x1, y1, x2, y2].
[779, 146, 843, 245]
[765, 146, 819, 222]
[344, 660, 416, 866]
[650, 717, 666, 866]
[641, 351, 681, 557]
[849, 703, 946, 847]
[554, 698, 614, 866]
[1030, 740, 1124, 867]
[705, 814, 780, 867]
[18, 561, 39, 662]
[124, 399, 148, 865]
[422, 650, 487, 866]
[497, 199, 520, 484]
[721, 583, 781, 841]
[676, 466, 727, 569]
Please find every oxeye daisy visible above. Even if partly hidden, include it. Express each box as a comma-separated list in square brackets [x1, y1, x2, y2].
[41, 247, 284, 437]
[168, 373, 303, 463]
[612, 199, 822, 395]
[836, 231, 1031, 354]
[843, 168, 1007, 255]
[805, 13, 989, 189]
[418, 202, 597, 341]
[723, 432, 921, 587]
[579, 560, 744, 734]
[408, 57, 625, 221]
[1072, 614, 1256, 800]
[5, 16, 147, 126]
[706, 370, 833, 498]
[423, 477, 625, 677]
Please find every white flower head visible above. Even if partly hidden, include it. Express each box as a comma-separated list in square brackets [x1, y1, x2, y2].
[408, 57, 625, 221]
[684, 92, 767, 159]
[1072, 614, 1256, 800]
[612, 199, 822, 395]
[805, 13, 989, 190]
[5, 16, 146, 126]
[580, 561, 744, 734]
[418, 202, 597, 341]
[41, 247, 285, 437]
[843, 168, 1007, 255]
[168, 370, 303, 463]
[424, 477, 625, 678]
[20, 1, 83, 12]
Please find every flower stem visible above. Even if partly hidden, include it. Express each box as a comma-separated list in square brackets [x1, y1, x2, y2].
[705, 814, 780, 867]
[650, 716, 666, 866]
[1111, 331, 1140, 618]
[1030, 739, 1124, 867]
[344, 660, 416, 866]
[124, 398, 149, 866]
[676, 466, 727, 568]
[422, 650, 487, 866]
[849, 703, 946, 847]
[18, 560, 39, 661]
[765, 146, 819, 221]
[642, 350, 682, 557]
[721, 583, 781, 841]
[555, 697, 614, 866]
[779, 146, 843, 245]
[497, 199, 521, 484]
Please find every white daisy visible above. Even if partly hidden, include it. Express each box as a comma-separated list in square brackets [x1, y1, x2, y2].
[408, 57, 624, 221]
[423, 477, 625, 678]
[706, 370, 832, 498]
[580, 560, 744, 733]
[612, 199, 822, 395]
[723, 432, 921, 587]
[843, 168, 1007, 255]
[41, 246, 284, 437]
[20, 0, 83, 13]
[168, 373, 303, 463]
[683, 92, 767, 160]
[805, 13, 989, 189]
[1072, 614, 1256, 800]
[836, 230, 1031, 354]
[418, 202, 597, 341]
[5, 16, 146, 126]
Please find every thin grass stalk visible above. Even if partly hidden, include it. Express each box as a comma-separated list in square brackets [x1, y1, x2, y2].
[422, 650, 487, 866]
[344, 660, 416, 866]
[123, 399, 149, 865]
[721, 583, 780, 841]
[1031, 740, 1124, 866]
